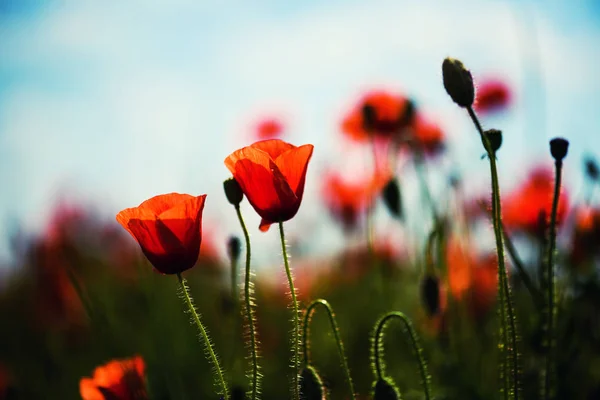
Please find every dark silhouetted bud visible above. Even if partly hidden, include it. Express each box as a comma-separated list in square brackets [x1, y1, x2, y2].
[372, 378, 400, 400]
[362, 103, 378, 133]
[442, 57, 474, 107]
[421, 275, 441, 317]
[227, 236, 241, 262]
[585, 156, 600, 181]
[231, 385, 247, 400]
[382, 178, 403, 220]
[484, 129, 503, 154]
[549, 137, 569, 162]
[399, 98, 416, 127]
[300, 366, 325, 400]
[224, 177, 244, 206]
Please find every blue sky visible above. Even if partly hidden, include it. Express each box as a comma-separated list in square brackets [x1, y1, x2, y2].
[1, 0, 599, 266]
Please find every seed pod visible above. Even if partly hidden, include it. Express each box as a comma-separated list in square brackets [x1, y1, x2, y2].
[585, 157, 600, 181]
[300, 366, 326, 400]
[227, 236, 241, 263]
[484, 129, 502, 154]
[421, 275, 441, 317]
[442, 57, 475, 108]
[549, 137, 569, 162]
[372, 378, 401, 400]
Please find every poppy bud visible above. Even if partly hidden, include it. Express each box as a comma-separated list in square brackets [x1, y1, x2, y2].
[382, 178, 403, 220]
[549, 137, 569, 162]
[227, 236, 241, 263]
[421, 275, 441, 317]
[362, 103, 378, 133]
[300, 366, 325, 400]
[372, 378, 400, 400]
[585, 157, 599, 181]
[484, 129, 503, 154]
[224, 178, 244, 206]
[399, 98, 416, 127]
[442, 57, 475, 108]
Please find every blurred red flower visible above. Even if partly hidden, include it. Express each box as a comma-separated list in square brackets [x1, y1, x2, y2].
[341, 91, 413, 142]
[225, 139, 314, 231]
[322, 170, 390, 232]
[569, 206, 600, 268]
[80, 356, 146, 400]
[255, 118, 284, 140]
[474, 79, 511, 114]
[116, 193, 207, 275]
[446, 236, 499, 318]
[411, 116, 445, 157]
[503, 167, 569, 234]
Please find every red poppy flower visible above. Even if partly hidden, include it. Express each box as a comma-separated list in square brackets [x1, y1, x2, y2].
[502, 167, 569, 234]
[474, 79, 511, 114]
[256, 118, 284, 140]
[224, 139, 314, 231]
[116, 193, 207, 274]
[80, 356, 147, 400]
[322, 170, 390, 232]
[410, 116, 445, 157]
[446, 238, 473, 300]
[341, 91, 413, 142]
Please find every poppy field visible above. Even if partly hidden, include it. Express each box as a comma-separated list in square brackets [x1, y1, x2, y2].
[1, 49, 600, 400]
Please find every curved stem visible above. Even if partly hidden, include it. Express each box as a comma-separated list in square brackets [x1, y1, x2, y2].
[372, 312, 432, 400]
[468, 106, 519, 400]
[303, 299, 355, 399]
[64, 266, 94, 320]
[177, 273, 229, 400]
[502, 225, 543, 307]
[543, 160, 562, 400]
[279, 221, 300, 400]
[235, 206, 260, 400]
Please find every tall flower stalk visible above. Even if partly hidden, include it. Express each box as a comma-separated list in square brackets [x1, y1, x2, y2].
[279, 221, 301, 400]
[224, 178, 260, 400]
[442, 58, 519, 399]
[542, 138, 569, 399]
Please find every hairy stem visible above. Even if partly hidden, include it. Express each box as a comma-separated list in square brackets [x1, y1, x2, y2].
[279, 221, 300, 400]
[543, 159, 562, 400]
[303, 299, 355, 399]
[372, 312, 432, 400]
[235, 206, 260, 400]
[502, 225, 543, 307]
[468, 106, 519, 400]
[177, 273, 229, 400]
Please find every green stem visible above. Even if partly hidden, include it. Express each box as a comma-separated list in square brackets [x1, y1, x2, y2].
[501, 225, 543, 307]
[235, 206, 260, 400]
[303, 299, 355, 399]
[414, 153, 440, 223]
[372, 312, 432, 400]
[177, 273, 229, 400]
[279, 221, 300, 400]
[543, 160, 562, 400]
[468, 106, 519, 400]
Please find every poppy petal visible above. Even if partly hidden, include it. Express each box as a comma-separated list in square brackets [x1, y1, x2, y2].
[250, 139, 295, 159]
[80, 378, 105, 400]
[259, 219, 273, 232]
[158, 195, 206, 246]
[275, 144, 314, 196]
[137, 193, 195, 215]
